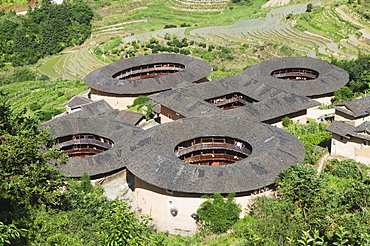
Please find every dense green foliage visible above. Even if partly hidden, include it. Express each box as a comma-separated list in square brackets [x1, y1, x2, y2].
[0, 0, 93, 66]
[126, 95, 150, 114]
[282, 118, 331, 164]
[331, 54, 370, 103]
[0, 91, 66, 209]
[25, 187, 153, 245]
[0, 221, 25, 246]
[246, 163, 370, 245]
[1, 0, 370, 244]
[0, 94, 156, 245]
[197, 193, 241, 234]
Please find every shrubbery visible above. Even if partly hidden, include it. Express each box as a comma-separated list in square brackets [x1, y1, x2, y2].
[331, 54, 370, 103]
[282, 118, 331, 164]
[0, 101, 155, 244]
[197, 193, 241, 234]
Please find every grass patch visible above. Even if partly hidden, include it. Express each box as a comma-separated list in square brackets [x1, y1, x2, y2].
[38, 56, 64, 79]
[1, 79, 88, 121]
[295, 7, 362, 43]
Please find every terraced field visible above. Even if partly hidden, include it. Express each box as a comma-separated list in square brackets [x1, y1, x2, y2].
[168, 0, 229, 12]
[187, 4, 369, 59]
[92, 20, 148, 39]
[44, 48, 106, 80]
[40, 0, 370, 80]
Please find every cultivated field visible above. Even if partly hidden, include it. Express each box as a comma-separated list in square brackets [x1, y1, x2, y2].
[36, 0, 370, 80]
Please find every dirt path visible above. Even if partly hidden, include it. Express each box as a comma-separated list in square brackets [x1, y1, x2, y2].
[262, 0, 290, 8]
[316, 152, 330, 172]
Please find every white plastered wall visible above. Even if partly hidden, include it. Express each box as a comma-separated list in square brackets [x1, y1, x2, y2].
[132, 177, 274, 235]
[90, 93, 135, 110]
[271, 114, 307, 128]
[331, 134, 370, 164]
[312, 96, 333, 105]
[334, 109, 370, 126]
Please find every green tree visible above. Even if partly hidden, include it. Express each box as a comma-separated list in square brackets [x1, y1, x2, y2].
[0, 91, 67, 209]
[250, 196, 306, 244]
[145, 103, 153, 120]
[0, 222, 26, 246]
[332, 87, 354, 104]
[10, 68, 37, 83]
[306, 3, 313, 12]
[282, 116, 293, 127]
[276, 165, 327, 210]
[80, 172, 93, 193]
[197, 193, 241, 234]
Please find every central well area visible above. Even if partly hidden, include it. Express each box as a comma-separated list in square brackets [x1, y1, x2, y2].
[271, 68, 319, 80]
[55, 134, 114, 158]
[112, 62, 185, 80]
[174, 136, 252, 165]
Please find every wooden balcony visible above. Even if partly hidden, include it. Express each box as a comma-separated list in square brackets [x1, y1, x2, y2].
[211, 97, 248, 107]
[54, 139, 112, 150]
[175, 142, 251, 157]
[126, 72, 172, 80]
[183, 153, 240, 165]
[272, 70, 318, 80]
[115, 64, 184, 80]
[62, 147, 103, 157]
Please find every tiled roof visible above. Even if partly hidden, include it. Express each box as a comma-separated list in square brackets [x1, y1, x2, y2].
[123, 115, 305, 194]
[327, 121, 370, 141]
[43, 117, 143, 178]
[84, 54, 212, 95]
[333, 95, 370, 118]
[242, 57, 349, 97]
[65, 96, 93, 108]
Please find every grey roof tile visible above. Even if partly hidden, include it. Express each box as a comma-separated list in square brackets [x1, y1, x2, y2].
[84, 54, 212, 95]
[333, 95, 370, 118]
[123, 115, 305, 194]
[242, 57, 349, 97]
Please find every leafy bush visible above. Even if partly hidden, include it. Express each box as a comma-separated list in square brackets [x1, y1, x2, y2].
[282, 116, 293, 127]
[149, 38, 159, 44]
[325, 159, 367, 180]
[145, 103, 153, 120]
[197, 193, 241, 234]
[164, 24, 177, 29]
[283, 120, 330, 164]
[306, 3, 313, 12]
[198, 42, 207, 48]
[180, 23, 191, 27]
[11, 68, 37, 83]
[179, 48, 191, 55]
[38, 74, 50, 81]
[276, 164, 327, 207]
[79, 172, 93, 193]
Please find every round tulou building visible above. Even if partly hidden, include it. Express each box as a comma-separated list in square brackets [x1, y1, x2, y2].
[242, 57, 349, 104]
[84, 54, 212, 109]
[121, 115, 305, 233]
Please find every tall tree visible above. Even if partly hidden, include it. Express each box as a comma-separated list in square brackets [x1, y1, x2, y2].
[0, 91, 67, 211]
